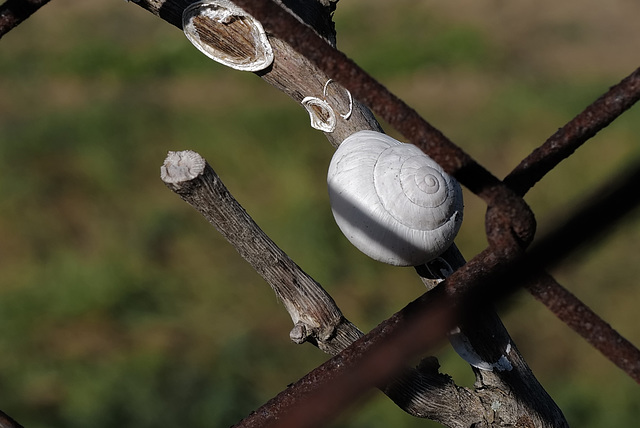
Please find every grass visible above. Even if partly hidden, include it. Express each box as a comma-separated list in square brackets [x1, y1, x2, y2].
[1, 0, 639, 427]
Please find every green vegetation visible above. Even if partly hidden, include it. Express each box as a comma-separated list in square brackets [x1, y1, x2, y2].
[1, 0, 639, 427]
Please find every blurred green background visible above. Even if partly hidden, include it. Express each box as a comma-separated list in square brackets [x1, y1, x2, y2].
[1, 0, 639, 426]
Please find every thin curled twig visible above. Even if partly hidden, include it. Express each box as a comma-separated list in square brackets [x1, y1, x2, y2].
[505, 67, 640, 196]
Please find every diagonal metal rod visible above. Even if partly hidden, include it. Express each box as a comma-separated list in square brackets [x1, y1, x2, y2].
[505, 163, 640, 382]
[525, 271, 640, 384]
[499, 67, 640, 380]
[0, 410, 23, 428]
[505, 67, 640, 197]
[0, 0, 53, 39]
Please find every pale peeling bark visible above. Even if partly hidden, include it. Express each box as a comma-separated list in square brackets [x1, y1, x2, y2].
[137, 0, 568, 426]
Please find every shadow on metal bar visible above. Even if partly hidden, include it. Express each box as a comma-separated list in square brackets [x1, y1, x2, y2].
[232, 158, 640, 428]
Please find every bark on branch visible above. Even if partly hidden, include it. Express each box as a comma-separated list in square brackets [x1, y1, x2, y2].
[160, 150, 486, 426]
[160, 150, 568, 427]
[137, 0, 569, 426]
[161, 150, 360, 354]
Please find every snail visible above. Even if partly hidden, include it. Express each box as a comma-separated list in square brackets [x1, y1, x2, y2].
[327, 134, 513, 372]
[327, 130, 463, 267]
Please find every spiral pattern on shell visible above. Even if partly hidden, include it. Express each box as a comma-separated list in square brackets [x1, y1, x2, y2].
[328, 130, 463, 266]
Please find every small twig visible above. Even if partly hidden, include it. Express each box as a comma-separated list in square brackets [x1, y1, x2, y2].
[0, 0, 53, 39]
[161, 150, 359, 354]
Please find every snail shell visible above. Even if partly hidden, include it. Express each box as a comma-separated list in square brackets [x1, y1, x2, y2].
[327, 130, 463, 266]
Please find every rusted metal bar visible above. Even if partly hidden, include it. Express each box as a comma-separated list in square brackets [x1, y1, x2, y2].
[516, 164, 640, 383]
[526, 272, 640, 384]
[498, 66, 640, 381]
[0, 0, 52, 39]
[232, 160, 640, 428]
[498, 163, 640, 383]
[232, 288, 457, 428]
[0, 410, 23, 428]
[505, 67, 640, 197]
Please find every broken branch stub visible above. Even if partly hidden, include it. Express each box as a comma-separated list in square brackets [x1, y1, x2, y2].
[182, 0, 274, 72]
[161, 150, 361, 354]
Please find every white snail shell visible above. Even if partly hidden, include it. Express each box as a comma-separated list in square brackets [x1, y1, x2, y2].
[327, 130, 463, 267]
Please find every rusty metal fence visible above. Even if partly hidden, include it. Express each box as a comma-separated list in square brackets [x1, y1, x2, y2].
[1, 1, 640, 428]
[224, 2, 640, 426]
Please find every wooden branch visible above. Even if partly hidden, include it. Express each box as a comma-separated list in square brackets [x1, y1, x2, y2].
[131, 0, 381, 147]
[160, 150, 487, 425]
[137, 0, 568, 426]
[161, 151, 569, 427]
[421, 247, 568, 428]
[161, 150, 360, 354]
